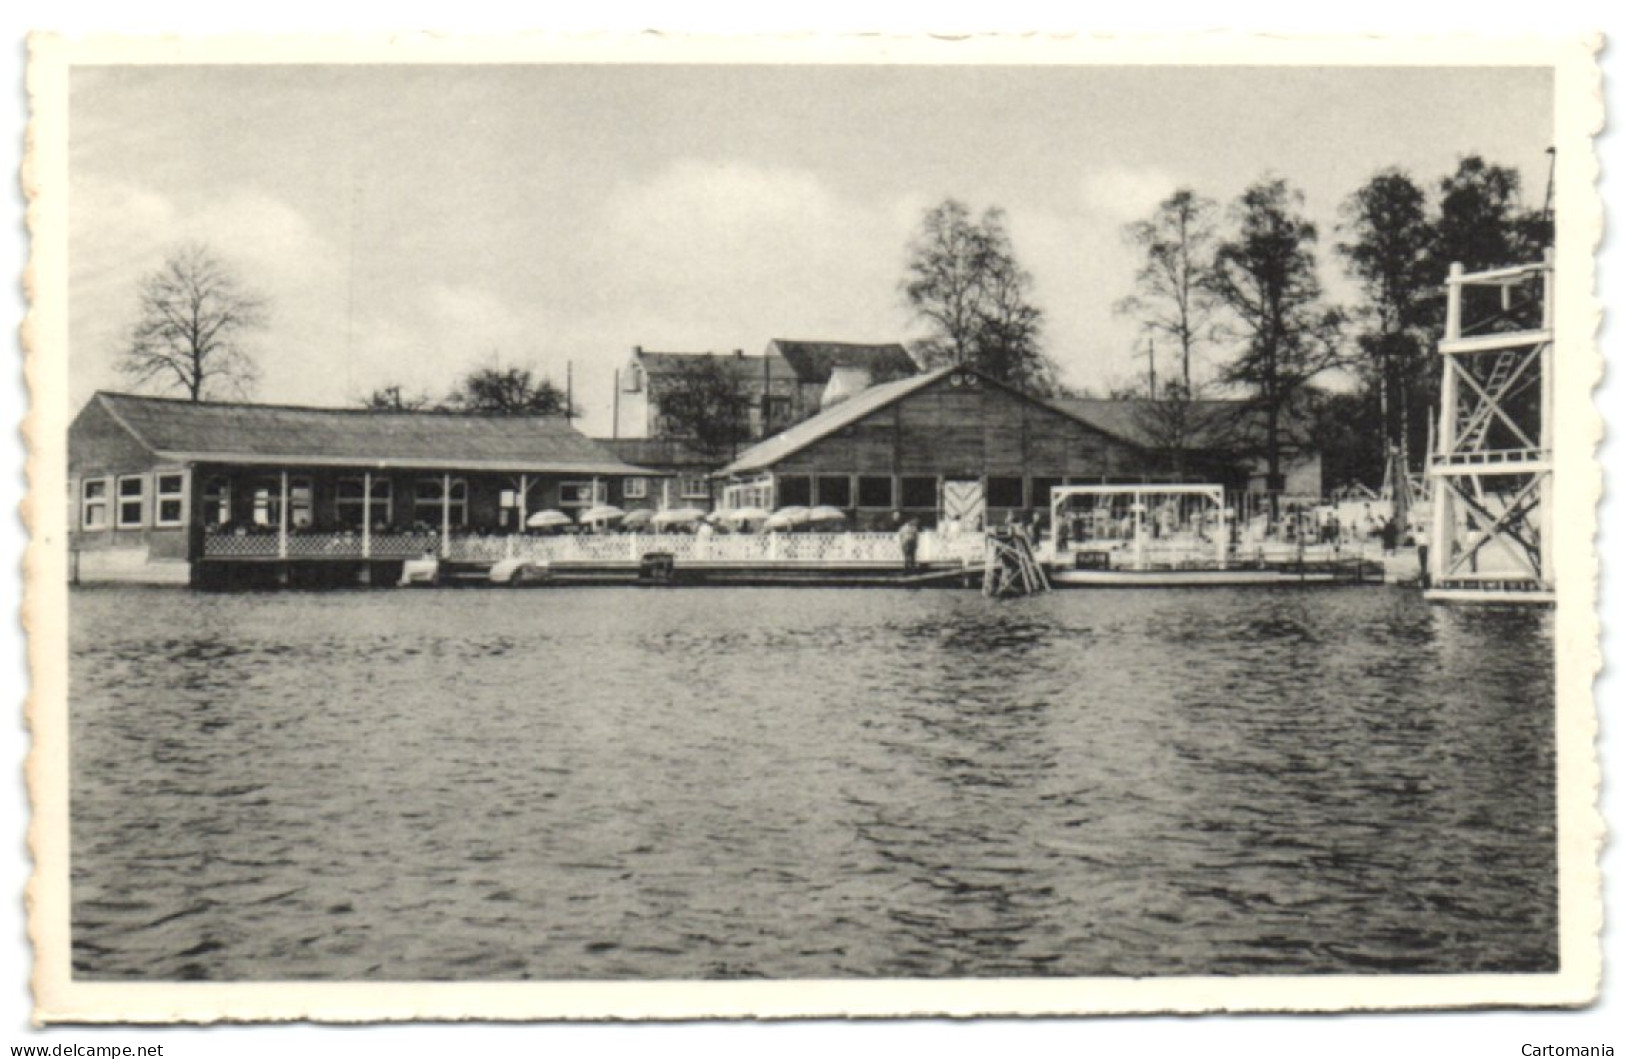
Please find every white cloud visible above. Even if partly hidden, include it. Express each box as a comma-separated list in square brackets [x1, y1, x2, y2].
[570, 159, 916, 367]
[1077, 165, 1182, 224]
[69, 178, 354, 407]
[1006, 207, 1144, 396]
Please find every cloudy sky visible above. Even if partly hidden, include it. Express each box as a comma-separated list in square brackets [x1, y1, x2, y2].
[68, 62, 1552, 435]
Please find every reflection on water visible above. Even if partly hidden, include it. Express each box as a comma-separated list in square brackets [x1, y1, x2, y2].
[69, 587, 1555, 980]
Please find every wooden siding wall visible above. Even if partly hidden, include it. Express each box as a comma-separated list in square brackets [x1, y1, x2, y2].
[771, 380, 1148, 487]
[67, 401, 192, 556]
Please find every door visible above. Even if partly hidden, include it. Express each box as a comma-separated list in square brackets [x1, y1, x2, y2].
[942, 480, 985, 531]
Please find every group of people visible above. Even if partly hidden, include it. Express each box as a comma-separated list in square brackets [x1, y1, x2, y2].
[1276, 502, 1417, 554]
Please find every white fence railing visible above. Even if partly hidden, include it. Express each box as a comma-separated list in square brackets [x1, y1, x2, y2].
[204, 530, 988, 567]
[467, 531, 983, 567]
[203, 529, 1378, 570]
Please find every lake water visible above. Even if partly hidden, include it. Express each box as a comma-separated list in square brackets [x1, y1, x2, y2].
[69, 585, 1556, 980]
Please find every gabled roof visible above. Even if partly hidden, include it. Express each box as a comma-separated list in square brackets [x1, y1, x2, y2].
[718, 369, 948, 476]
[765, 340, 918, 385]
[720, 366, 1131, 477]
[1051, 396, 1314, 450]
[634, 349, 797, 382]
[84, 392, 657, 475]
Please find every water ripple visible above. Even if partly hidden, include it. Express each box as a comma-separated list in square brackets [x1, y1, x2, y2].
[70, 586, 1555, 979]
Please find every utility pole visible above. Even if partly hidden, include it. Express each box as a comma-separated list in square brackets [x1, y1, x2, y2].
[1139, 335, 1158, 399]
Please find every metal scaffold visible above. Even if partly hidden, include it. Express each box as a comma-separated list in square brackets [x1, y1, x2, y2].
[1425, 252, 1554, 605]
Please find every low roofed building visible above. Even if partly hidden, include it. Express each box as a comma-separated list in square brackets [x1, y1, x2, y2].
[69, 391, 659, 584]
[1053, 395, 1322, 501]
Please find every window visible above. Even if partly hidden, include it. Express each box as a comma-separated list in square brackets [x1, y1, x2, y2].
[415, 477, 468, 526]
[722, 480, 773, 511]
[154, 472, 186, 527]
[335, 477, 393, 527]
[817, 475, 852, 508]
[1030, 477, 1063, 510]
[80, 478, 110, 531]
[899, 476, 937, 509]
[857, 475, 894, 509]
[116, 476, 146, 528]
[252, 477, 314, 528]
[202, 477, 231, 526]
[679, 475, 711, 501]
[777, 475, 812, 507]
[762, 395, 792, 430]
[622, 477, 648, 500]
[987, 476, 1025, 508]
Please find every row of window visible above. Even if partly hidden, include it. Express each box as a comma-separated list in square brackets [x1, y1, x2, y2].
[79, 473, 670, 531]
[80, 473, 187, 530]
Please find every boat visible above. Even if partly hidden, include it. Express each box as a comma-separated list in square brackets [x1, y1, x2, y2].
[1049, 564, 1353, 588]
[1044, 484, 1378, 588]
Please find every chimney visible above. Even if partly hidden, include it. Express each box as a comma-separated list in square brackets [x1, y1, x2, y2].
[734, 348, 744, 359]
[632, 344, 643, 355]
[822, 366, 872, 409]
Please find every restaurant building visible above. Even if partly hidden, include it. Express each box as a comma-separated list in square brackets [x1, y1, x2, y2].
[715, 365, 1159, 529]
[68, 391, 658, 585]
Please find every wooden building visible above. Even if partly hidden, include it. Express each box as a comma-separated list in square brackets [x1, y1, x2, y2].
[716, 366, 1158, 529]
[1053, 396, 1323, 501]
[601, 437, 720, 511]
[68, 392, 657, 584]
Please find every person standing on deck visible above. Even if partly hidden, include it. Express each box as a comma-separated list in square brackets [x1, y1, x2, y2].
[897, 518, 920, 575]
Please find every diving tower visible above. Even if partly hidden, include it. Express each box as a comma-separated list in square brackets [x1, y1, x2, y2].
[1425, 254, 1554, 605]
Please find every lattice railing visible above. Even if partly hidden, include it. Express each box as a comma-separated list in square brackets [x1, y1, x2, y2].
[369, 533, 441, 559]
[202, 533, 282, 558]
[284, 533, 366, 558]
[204, 531, 440, 559]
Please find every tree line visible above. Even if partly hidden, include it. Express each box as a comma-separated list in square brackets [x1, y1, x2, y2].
[357, 365, 574, 417]
[117, 154, 1549, 488]
[901, 156, 1550, 494]
[1108, 155, 1551, 493]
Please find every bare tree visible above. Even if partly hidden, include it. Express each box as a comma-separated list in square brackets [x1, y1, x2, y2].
[902, 199, 1056, 393]
[1110, 376, 1241, 481]
[118, 242, 268, 401]
[1116, 189, 1222, 395]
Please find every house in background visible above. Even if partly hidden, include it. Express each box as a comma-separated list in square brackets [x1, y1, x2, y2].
[715, 365, 1159, 531]
[68, 392, 658, 585]
[601, 438, 719, 512]
[611, 339, 919, 444]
